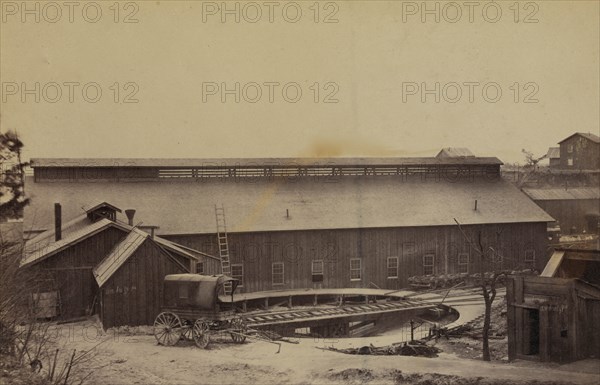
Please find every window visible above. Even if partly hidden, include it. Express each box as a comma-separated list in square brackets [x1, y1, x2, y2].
[272, 262, 284, 285]
[231, 264, 243, 287]
[350, 259, 362, 281]
[423, 254, 435, 275]
[196, 261, 204, 274]
[312, 260, 324, 282]
[458, 253, 469, 274]
[567, 158, 573, 166]
[567, 144, 573, 153]
[524, 250, 536, 263]
[387, 257, 399, 278]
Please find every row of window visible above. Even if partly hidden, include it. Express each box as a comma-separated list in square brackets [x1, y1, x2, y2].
[209, 250, 536, 286]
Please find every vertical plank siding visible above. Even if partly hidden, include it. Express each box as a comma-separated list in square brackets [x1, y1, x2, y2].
[532, 199, 600, 234]
[29, 227, 128, 320]
[507, 276, 600, 363]
[164, 222, 549, 293]
[100, 239, 188, 329]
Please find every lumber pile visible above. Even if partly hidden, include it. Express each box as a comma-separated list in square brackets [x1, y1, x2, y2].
[319, 340, 441, 357]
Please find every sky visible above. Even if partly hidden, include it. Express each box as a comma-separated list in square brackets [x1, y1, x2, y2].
[1, 0, 599, 164]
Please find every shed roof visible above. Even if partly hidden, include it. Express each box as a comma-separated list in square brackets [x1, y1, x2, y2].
[546, 147, 560, 159]
[20, 218, 120, 268]
[558, 132, 600, 144]
[93, 228, 148, 287]
[436, 148, 475, 158]
[522, 187, 600, 201]
[21, 213, 216, 268]
[30, 157, 503, 168]
[24, 176, 554, 236]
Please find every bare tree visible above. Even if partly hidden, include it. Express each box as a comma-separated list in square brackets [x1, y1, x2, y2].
[453, 218, 506, 361]
[517, 149, 546, 188]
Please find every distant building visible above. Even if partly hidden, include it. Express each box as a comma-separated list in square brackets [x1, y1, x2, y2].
[556, 132, 600, 170]
[436, 147, 475, 158]
[507, 247, 600, 363]
[522, 187, 600, 235]
[545, 147, 560, 168]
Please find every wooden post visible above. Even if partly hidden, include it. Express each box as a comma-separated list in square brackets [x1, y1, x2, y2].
[568, 281, 578, 362]
[506, 276, 521, 360]
[364, 295, 369, 304]
[313, 295, 318, 307]
[539, 304, 549, 362]
[288, 296, 293, 309]
[514, 276, 524, 357]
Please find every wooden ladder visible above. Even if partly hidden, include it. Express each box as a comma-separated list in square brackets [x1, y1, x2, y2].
[215, 204, 232, 295]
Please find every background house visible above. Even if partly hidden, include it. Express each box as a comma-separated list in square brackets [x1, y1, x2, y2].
[557, 132, 600, 170]
[25, 156, 554, 293]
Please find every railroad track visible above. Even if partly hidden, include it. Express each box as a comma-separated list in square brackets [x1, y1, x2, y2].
[243, 299, 435, 327]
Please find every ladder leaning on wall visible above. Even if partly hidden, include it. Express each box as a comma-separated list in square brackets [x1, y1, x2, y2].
[215, 204, 232, 295]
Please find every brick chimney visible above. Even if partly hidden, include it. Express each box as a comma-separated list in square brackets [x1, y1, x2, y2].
[54, 203, 62, 241]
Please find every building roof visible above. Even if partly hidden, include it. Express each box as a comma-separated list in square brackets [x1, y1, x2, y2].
[436, 148, 475, 158]
[84, 202, 122, 214]
[30, 157, 503, 168]
[24, 176, 554, 236]
[93, 228, 148, 287]
[522, 187, 600, 201]
[21, 211, 217, 268]
[546, 147, 560, 159]
[21, 218, 121, 268]
[558, 132, 600, 144]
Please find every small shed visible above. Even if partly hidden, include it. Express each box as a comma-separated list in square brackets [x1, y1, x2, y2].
[507, 248, 600, 362]
[94, 229, 190, 328]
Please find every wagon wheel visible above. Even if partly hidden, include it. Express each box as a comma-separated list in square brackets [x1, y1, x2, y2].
[153, 312, 183, 346]
[192, 320, 210, 349]
[181, 322, 194, 341]
[229, 318, 247, 344]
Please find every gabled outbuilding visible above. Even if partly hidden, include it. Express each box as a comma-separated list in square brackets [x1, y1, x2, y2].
[21, 202, 221, 327]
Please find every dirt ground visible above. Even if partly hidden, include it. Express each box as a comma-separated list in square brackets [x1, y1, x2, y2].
[4, 316, 598, 385]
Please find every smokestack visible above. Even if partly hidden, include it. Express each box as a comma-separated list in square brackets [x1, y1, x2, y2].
[125, 209, 136, 226]
[54, 203, 62, 241]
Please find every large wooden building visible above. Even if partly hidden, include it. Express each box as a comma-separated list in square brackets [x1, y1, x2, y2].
[24, 156, 554, 294]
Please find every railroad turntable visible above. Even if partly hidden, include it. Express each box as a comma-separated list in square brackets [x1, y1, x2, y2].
[152, 273, 475, 350]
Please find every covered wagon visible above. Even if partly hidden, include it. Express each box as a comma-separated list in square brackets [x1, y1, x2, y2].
[153, 274, 246, 348]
